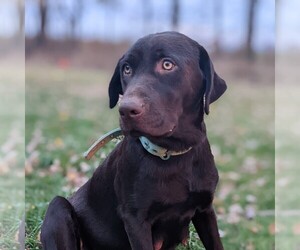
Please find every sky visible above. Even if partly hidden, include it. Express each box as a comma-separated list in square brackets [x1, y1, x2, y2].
[1, 0, 298, 51]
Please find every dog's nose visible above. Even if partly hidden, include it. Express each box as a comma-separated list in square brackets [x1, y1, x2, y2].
[119, 99, 144, 119]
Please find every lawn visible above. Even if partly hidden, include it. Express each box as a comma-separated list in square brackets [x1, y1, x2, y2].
[25, 65, 275, 250]
[0, 64, 25, 249]
[275, 82, 300, 250]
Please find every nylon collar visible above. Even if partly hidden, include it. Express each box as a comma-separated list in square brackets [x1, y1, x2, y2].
[83, 128, 192, 161]
[139, 136, 192, 160]
[83, 128, 123, 160]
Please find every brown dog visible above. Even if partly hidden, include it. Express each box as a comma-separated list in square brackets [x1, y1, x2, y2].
[41, 31, 227, 250]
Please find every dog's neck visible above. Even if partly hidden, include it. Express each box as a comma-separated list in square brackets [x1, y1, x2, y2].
[138, 136, 192, 160]
[83, 122, 207, 161]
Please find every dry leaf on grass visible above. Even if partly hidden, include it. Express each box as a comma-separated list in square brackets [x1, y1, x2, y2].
[246, 194, 257, 203]
[242, 156, 259, 174]
[227, 204, 243, 224]
[245, 205, 256, 220]
[277, 177, 289, 187]
[80, 162, 91, 172]
[25, 151, 40, 175]
[268, 223, 277, 235]
[245, 241, 255, 250]
[218, 229, 226, 238]
[26, 128, 43, 153]
[255, 177, 266, 187]
[293, 223, 300, 235]
[218, 182, 235, 200]
[66, 168, 89, 189]
[227, 172, 241, 181]
[49, 159, 62, 173]
[269, 222, 285, 235]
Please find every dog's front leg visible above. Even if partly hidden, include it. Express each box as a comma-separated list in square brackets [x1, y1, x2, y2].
[192, 206, 224, 250]
[122, 212, 153, 250]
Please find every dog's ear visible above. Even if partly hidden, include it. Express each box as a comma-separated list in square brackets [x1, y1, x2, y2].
[108, 59, 123, 108]
[198, 45, 227, 114]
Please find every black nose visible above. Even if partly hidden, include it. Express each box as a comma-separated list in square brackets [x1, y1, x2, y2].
[119, 99, 144, 119]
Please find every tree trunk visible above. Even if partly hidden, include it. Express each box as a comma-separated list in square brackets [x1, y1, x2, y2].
[70, 0, 84, 40]
[246, 0, 257, 60]
[171, 0, 180, 31]
[18, 0, 24, 36]
[38, 0, 47, 44]
[213, 0, 222, 55]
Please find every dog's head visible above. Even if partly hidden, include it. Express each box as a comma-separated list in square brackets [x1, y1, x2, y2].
[108, 32, 226, 147]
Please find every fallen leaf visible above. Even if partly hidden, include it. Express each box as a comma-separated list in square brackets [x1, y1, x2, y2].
[246, 241, 255, 250]
[25, 151, 40, 175]
[49, 159, 62, 173]
[211, 145, 221, 157]
[246, 194, 257, 203]
[26, 128, 43, 153]
[255, 177, 266, 187]
[248, 222, 262, 234]
[249, 225, 260, 233]
[66, 168, 89, 189]
[245, 205, 256, 220]
[217, 207, 226, 215]
[80, 162, 91, 172]
[242, 156, 258, 174]
[227, 204, 243, 224]
[69, 154, 79, 164]
[218, 229, 226, 238]
[268, 223, 276, 235]
[277, 178, 289, 187]
[25, 160, 33, 175]
[0, 160, 9, 175]
[54, 137, 64, 149]
[59, 111, 70, 121]
[227, 172, 241, 181]
[293, 223, 300, 235]
[218, 182, 235, 200]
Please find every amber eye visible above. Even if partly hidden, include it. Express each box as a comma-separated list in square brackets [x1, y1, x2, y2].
[162, 60, 174, 70]
[123, 65, 132, 75]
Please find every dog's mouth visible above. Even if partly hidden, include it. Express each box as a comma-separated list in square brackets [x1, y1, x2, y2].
[119, 108, 178, 139]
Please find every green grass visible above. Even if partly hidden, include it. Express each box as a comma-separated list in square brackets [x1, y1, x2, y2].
[0, 66, 25, 249]
[25, 66, 275, 249]
[275, 85, 300, 249]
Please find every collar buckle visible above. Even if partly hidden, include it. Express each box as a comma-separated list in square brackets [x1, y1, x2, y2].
[161, 153, 171, 160]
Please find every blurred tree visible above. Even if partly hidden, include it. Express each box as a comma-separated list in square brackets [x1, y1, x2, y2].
[96, 0, 117, 4]
[213, 0, 223, 54]
[56, 0, 84, 40]
[69, 0, 84, 39]
[95, 0, 118, 40]
[18, 0, 24, 36]
[246, 0, 258, 60]
[171, 0, 180, 31]
[37, 0, 48, 44]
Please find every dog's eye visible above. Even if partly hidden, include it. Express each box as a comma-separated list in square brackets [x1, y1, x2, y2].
[162, 60, 175, 70]
[123, 65, 132, 75]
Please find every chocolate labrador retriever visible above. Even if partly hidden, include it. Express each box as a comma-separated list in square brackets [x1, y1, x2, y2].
[41, 31, 227, 250]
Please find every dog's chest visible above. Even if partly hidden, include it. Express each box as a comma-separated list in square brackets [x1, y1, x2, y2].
[136, 172, 213, 222]
[153, 177, 189, 204]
